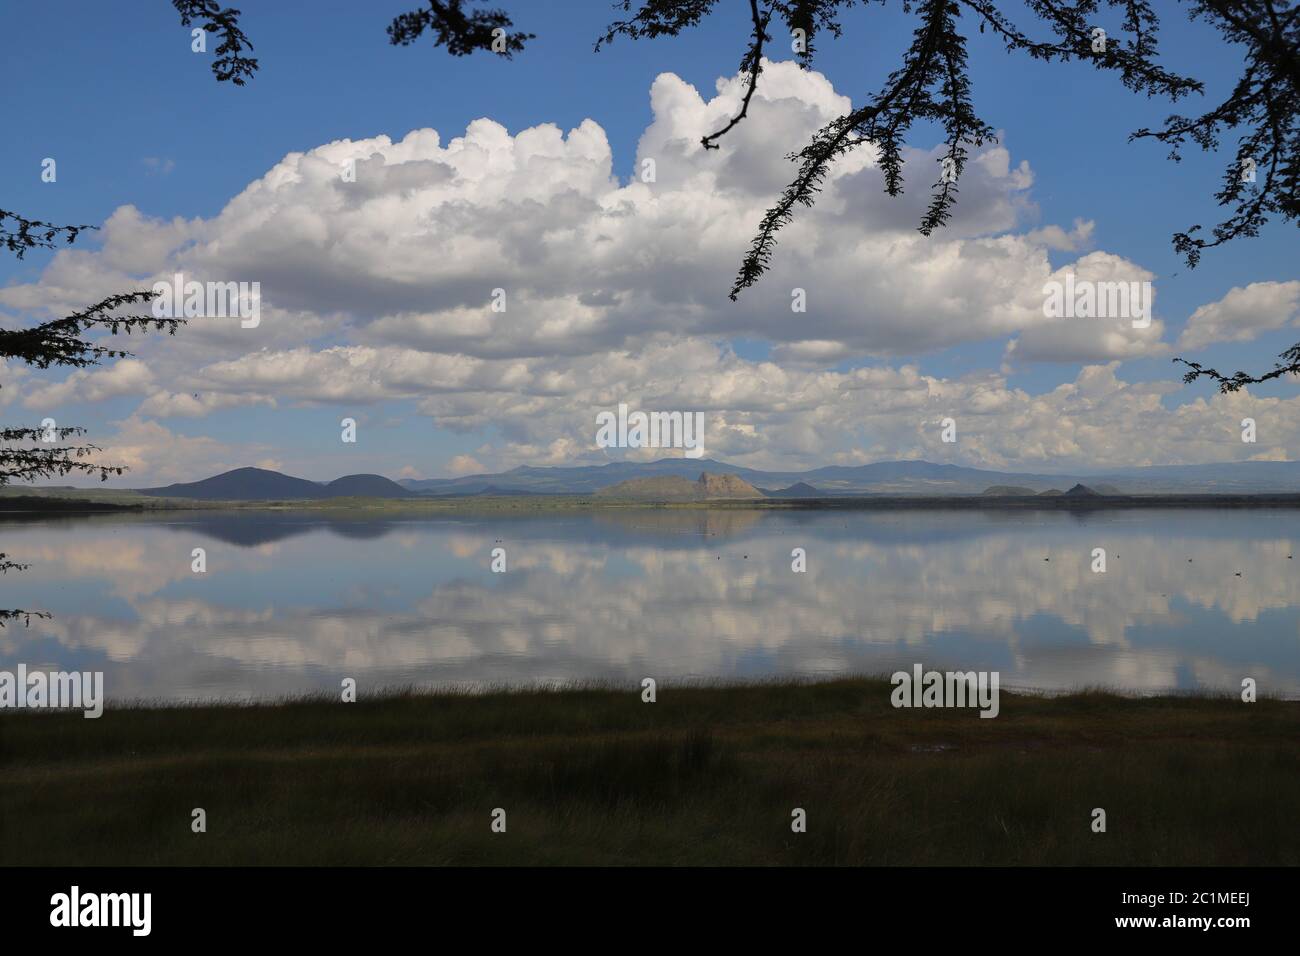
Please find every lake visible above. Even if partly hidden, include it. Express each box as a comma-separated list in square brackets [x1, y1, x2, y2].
[2, 507, 1297, 701]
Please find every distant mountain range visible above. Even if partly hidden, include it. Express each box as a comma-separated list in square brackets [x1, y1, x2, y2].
[141, 468, 413, 501]
[134, 458, 1300, 501]
[981, 482, 1122, 497]
[397, 457, 1300, 496]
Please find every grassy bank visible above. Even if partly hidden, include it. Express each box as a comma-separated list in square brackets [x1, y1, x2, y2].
[2, 679, 1297, 866]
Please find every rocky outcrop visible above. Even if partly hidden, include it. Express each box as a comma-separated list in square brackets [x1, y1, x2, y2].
[596, 472, 765, 500]
[695, 472, 764, 499]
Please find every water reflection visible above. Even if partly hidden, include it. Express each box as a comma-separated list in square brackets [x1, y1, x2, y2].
[1, 508, 1296, 701]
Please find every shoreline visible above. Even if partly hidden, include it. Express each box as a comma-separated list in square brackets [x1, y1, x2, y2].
[2, 674, 1285, 712]
[6, 490, 1300, 515]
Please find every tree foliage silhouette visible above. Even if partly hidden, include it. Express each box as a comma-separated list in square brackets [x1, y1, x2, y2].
[1174, 343, 1300, 392]
[0, 209, 95, 260]
[387, 0, 534, 57]
[172, 0, 258, 85]
[1, 285, 183, 626]
[180, 1, 1296, 293]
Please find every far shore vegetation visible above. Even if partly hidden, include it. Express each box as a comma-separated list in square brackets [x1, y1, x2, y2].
[2, 677, 1296, 866]
[5, 485, 1300, 515]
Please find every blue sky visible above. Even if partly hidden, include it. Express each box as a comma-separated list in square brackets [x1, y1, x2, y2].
[2, 1, 1297, 483]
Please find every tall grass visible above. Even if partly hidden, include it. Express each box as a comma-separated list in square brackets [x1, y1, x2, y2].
[2, 678, 1296, 865]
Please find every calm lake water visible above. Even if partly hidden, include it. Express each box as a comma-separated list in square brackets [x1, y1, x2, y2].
[2, 508, 1298, 701]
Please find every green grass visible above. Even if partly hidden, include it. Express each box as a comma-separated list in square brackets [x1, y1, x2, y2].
[2, 678, 1297, 866]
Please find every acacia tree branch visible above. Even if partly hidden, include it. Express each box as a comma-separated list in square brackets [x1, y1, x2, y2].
[0, 610, 51, 628]
[388, 0, 533, 57]
[1, 218, 180, 627]
[701, 0, 774, 149]
[0, 291, 177, 372]
[1131, 0, 1299, 266]
[731, 0, 963, 297]
[597, 0, 725, 50]
[0, 209, 96, 260]
[1, 291, 179, 487]
[0, 549, 49, 629]
[172, 0, 259, 84]
[1174, 342, 1300, 392]
[0, 290, 179, 621]
[729, 0, 1214, 297]
[1202, 0, 1300, 89]
[0, 440, 124, 486]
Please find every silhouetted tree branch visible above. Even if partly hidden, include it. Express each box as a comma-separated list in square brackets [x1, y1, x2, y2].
[173, 0, 259, 84]
[0, 549, 49, 628]
[153, 1, 1299, 286]
[1, 290, 180, 487]
[732, 0, 1003, 296]
[1132, 0, 1299, 268]
[1175, 343, 1300, 391]
[596, 1, 1295, 293]
[146, 0, 1300, 390]
[388, 0, 533, 57]
[1, 289, 182, 623]
[730, 0, 1208, 295]
[0, 209, 96, 260]
[0, 291, 179, 370]
[700, 0, 773, 150]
